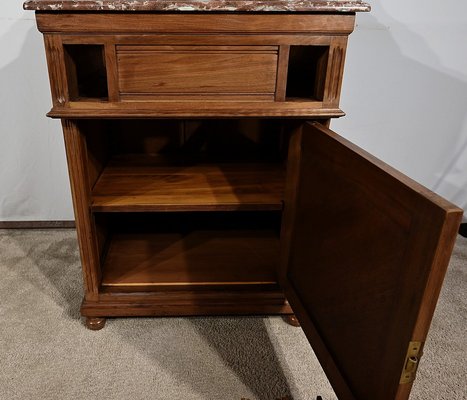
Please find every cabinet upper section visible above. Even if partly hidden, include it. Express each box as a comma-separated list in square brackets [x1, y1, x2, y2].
[30, 10, 366, 118]
[24, 0, 370, 13]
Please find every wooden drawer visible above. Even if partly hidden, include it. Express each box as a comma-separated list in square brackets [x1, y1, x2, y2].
[116, 45, 278, 100]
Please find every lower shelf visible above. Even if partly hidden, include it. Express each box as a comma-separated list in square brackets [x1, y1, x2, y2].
[101, 229, 279, 291]
[92, 156, 285, 212]
[93, 211, 286, 316]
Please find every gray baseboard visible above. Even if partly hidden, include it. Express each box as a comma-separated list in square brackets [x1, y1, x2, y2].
[0, 221, 75, 229]
[1, 220, 466, 237]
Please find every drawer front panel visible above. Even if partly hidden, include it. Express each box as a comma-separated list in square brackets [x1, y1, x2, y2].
[117, 46, 278, 97]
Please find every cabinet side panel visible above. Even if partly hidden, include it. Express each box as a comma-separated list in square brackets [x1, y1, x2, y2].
[43, 34, 69, 106]
[81, 120, 110, 189]
[323, 36, 348, 107]
[62, 120, 101, 300]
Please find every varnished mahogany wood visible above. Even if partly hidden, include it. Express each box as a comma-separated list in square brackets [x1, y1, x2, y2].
[80, 121, 109, 189]
[36, 13, 356, 34]
[275, 45, 290, 102]
[323, 36, 348, 106]
[280, 122, 463, 400]
[104, 44, 119, 102]
[101, 230, 279, 290]
[38, 13, 352, 116]
[88, 210, 289, 316]
[119, 93, 276, 102]
[119, 45, 278, 52]
[62, 120, 102, 300]
[47, 103, 345, 119]
[92, 157, 285, 212]
[60, 34, 336, 46]
[81, 290, 292, 317]
[43, 35, 68, 106]
[117, 46, 278, 97]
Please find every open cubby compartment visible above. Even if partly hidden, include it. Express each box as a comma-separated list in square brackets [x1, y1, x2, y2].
[81, 119, 294, 213]
[286, 45, 329, 101]
[94, 211, 282, 292]
[63, 44, 108, 100]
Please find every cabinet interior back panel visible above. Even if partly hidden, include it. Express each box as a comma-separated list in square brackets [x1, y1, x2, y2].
[101, 230, 279, 289]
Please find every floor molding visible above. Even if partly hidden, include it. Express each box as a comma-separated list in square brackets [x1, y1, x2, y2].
[0, 221, 75, 229]
[1, 221, 466, 236]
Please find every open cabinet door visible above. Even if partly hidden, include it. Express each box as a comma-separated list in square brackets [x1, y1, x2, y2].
[280, 122, 462, 400]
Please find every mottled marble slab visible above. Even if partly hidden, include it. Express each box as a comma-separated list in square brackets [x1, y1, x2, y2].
[24, 0, 371, 13]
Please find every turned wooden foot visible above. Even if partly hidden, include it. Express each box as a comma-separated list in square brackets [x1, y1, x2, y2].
[85, 317, 106, 330]
[285, 314, 301, 327]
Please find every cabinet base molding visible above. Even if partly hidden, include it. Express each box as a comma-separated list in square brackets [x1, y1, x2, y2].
[81, 292, 293, 319]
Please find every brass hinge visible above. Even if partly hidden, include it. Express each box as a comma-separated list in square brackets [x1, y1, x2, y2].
[400, 341, 423, 384]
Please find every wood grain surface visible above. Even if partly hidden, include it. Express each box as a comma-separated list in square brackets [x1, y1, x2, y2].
[62, 120, 102, 300]
[117, 45, 278, 96]
[101, 230, 279, 289]
[92, 157, 285, 212]
[81, 288, 292, 317]
[47, 102, 344, 118]
[36, 13, 356, 34]
[280, 122, 463, 400]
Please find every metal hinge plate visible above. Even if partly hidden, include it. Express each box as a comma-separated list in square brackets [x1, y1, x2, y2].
[400, 341, 423, 384]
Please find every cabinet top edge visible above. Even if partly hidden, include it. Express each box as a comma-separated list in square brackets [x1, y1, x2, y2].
[24, 0, 371, 13]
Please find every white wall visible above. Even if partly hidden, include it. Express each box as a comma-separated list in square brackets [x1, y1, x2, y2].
[1, 0, 466, 222]
[0, 3, 72, 221]
[333, 0, 467, 221]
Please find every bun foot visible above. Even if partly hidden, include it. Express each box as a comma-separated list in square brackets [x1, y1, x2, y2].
[85, 317, 106, 330]
[285, 314, 301, 327]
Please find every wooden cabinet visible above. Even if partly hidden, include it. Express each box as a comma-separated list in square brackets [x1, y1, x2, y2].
[25, 1, 463, 399]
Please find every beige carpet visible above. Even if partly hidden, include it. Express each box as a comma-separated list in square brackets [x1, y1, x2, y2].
[0, 229, 465, 400]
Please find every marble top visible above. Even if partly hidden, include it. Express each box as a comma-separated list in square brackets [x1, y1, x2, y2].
[24, 0, 371, 12]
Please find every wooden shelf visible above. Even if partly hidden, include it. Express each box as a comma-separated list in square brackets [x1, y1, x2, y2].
[92, 156, 285, 212]
[47, 103, 345, 119]
[101, 229, 279, 291]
